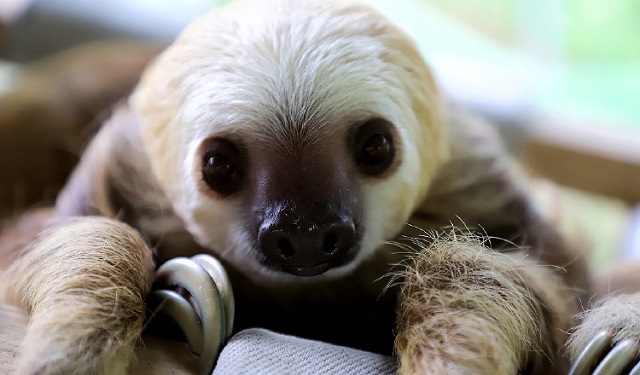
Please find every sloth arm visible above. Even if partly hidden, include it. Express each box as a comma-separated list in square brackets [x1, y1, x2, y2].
[0, 216, 156, 375]
[0, 220, 197, 375]
[55, 105, 200, 260]
[567, 263, 640, 369]
[413, 108, 590, 296]
[0, 106, 203, 374]
[393, 109, 590, 374]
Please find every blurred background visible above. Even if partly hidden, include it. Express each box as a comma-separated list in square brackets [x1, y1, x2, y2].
[0, 0, 638, 270]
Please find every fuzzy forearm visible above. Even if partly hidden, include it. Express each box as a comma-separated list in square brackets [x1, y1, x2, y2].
[394, 232, 576, 375]
[0, 217, 154, 375]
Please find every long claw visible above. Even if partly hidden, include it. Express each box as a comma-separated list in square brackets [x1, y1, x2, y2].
[144, 255, 234, 375]
[192, 254, 235, 340]
[593, 339, 640, 375]
[629, 359, 640, 375]
[570, 331, 640, 375]
[569, 331, 613, 375]
[146, 289, 204, 354]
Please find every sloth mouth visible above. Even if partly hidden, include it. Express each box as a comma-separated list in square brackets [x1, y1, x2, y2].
[259, 247, 359, 278]
[254, 234, 362, 278]
[282, 263, 331, 277]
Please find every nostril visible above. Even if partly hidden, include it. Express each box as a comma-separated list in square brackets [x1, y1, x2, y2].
[259, 228, 297, 262]
[322, 232, 339, 254]
[277, 238, 295, 259]
[322, 222, 356, 259]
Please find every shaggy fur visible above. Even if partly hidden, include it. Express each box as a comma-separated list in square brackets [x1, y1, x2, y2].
[394, 231, 575, 374]
[0, 217, 154, 375]
[0, 0, 604, 374]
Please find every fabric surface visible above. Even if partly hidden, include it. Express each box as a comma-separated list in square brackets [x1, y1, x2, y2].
[213, 328, 397, 375]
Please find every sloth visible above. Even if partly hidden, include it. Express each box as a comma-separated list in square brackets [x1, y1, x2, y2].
[1, 0, 635, 374]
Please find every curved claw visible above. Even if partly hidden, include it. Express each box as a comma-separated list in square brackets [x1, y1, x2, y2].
[191, 254, 235, 340]
[629, 360, 640, 375]
[570, 331, 613, 375]
[593, 339, 640, 375]
[570, 330, 640, 375]
[146, 289, 204, 354]
[144, 255, 234, 375]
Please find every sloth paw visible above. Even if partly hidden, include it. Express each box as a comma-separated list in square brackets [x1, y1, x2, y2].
[569, 294, 640, 375]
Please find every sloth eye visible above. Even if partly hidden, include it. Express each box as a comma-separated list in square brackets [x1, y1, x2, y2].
[354, 119, 395, 176]
[361, 134, 391, 165]
[201, 138, 243, 195]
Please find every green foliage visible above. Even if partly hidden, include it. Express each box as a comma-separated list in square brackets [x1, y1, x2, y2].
[567, 0, 640, 60]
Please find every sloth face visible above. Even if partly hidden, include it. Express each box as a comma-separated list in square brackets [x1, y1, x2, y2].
[132, 0, 448, 283]
[194, 118, 397, 278]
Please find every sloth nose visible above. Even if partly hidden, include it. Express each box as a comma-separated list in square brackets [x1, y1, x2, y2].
[259, 215, 356, 277]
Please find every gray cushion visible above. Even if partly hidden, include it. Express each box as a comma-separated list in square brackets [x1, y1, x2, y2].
[213, 329, 397, 375]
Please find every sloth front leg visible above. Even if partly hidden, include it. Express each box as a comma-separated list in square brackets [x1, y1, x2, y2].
[0, 216, 154, 375]
[568, 263, 640, 375]
[394, 232, 577, 375]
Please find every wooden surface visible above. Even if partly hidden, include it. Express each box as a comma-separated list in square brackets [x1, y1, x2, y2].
[0, 305, 200, 375]
[523, 116, 640, 204]
[524, 140, 640, 204]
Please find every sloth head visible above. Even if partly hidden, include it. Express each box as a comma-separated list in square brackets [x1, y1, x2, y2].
[131, 0, 448, 283]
